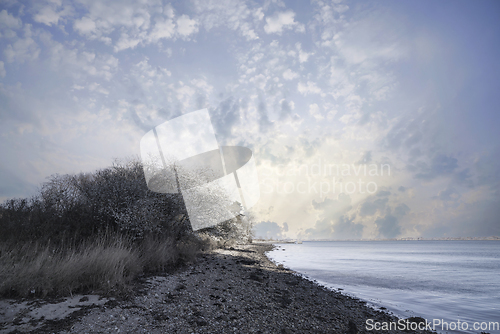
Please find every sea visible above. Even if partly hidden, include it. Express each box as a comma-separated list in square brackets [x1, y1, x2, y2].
[266, 240, 500, 334]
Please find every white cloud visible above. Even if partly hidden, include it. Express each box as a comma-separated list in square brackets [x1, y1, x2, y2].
[86, 1, 153, 32]
[73, 17, 96, 35]
[114, 33, 142, 52]
[134, 57, 171, 80]
[33, 6, 61, 26]
[192, 0, 260, 40]
[175, 82, 196, 103]
[133, 103, 155, 124]
[250, 73, 269, 90]
[295, 23, 305, 33]
[163, 4, 175, 18]
[0, 9, 22, 29]
[190, 78, 213, 94]
[0, 29, 17, 39]
[88, 82, 109, 95]
[298, 81, 323, 96]
[70, 4, 194, 52]
[333, 11, 409, 66]
[296, 42, 312, 63]
[251, 52, 264, 63]
[69, 1, 158, 50]
[253, 7, 264, 21]
[309, 103, 323, 120]
[339, 112, 357, 124]
[3, 26, 40, 63]
[240, 22, 258, 40]
[42, 33, 118, 80]
[148, 17, 175, 43]
[0, 61, 6, 78]
[332, 3, 349, 13]
[312, 1, 349, 48]
[264, 10, 299, 34]
[324, 103, 338, 120]
[283, 68, 299, 80]
[176, 15, 198, 37]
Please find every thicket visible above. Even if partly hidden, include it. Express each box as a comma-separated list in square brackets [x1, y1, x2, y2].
[0, 158, 252, 297]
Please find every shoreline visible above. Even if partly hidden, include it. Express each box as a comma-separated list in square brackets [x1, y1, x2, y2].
[0, 243, 435, 333]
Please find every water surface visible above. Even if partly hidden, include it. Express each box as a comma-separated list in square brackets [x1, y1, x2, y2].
[266, 241, 500, 333]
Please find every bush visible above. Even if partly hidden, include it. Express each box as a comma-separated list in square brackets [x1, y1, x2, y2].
[199, 202, 255, 246]
[0, 158, 190, 244]
[0, 156, 253, 297]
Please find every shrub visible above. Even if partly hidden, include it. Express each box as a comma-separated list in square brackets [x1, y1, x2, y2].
[199, 205, 255, 246]
[0, 156, 253, 297]
[0, 158, 191, 244]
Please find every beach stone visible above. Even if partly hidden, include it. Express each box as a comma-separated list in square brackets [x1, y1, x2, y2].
[1, 244, 435, 334]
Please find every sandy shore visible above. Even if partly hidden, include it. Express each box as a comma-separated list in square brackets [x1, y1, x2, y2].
[0, 243, 435, 333]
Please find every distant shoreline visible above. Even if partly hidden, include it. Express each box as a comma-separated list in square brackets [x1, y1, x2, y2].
[254, 236, 500, 243]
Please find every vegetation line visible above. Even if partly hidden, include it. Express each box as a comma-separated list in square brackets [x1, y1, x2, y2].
[0, 158, 253, 298]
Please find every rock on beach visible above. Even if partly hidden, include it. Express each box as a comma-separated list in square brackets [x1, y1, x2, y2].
[0, 244, 435, 333]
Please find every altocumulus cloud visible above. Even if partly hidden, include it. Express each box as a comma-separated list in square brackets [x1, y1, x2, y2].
[0, 0, 498, 239]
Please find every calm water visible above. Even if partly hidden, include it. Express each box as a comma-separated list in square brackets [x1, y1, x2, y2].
[266, 241, 500, 334]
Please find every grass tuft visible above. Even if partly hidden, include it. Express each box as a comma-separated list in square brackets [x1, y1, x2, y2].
[0, 235, 142, 297]
[0, 232, 205, 298]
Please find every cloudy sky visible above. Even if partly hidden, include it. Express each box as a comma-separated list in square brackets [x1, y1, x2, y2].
[1, 0, 499, 240]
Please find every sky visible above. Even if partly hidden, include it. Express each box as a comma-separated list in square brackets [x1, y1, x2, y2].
[1, 0, 499, 240]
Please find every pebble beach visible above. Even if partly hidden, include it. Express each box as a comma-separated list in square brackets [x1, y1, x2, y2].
[1, 243, 435, 334]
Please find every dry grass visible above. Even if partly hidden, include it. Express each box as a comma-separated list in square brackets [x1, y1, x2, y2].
[0, 158, 232, 299]
[0, 232, 204, 298]
[0, 235, 140, 297]
[197, 232, 224, 250]
[139, 235, 178, 273]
